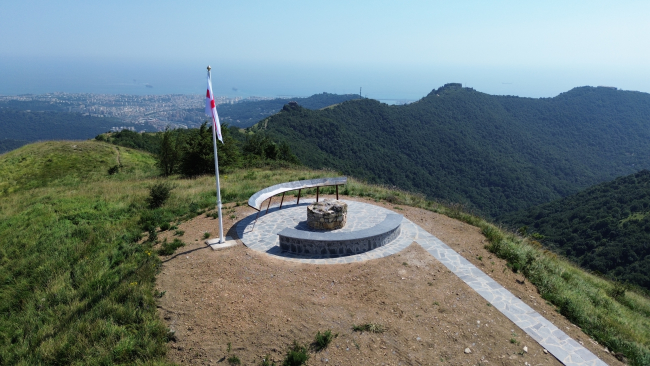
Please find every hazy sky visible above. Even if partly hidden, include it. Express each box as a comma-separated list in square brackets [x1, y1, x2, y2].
[1, 0, 649, 99]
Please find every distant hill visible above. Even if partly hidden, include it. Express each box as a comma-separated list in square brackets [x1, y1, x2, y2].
[500, 170, 650, 290]
[215, 92, 363, 127]
[0, 108, 137, 147]
[0, 139, 29, 154]
[0, 99, 69, 112]
[253, 84, 650, 218]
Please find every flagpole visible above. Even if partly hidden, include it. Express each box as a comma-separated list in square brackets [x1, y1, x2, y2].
[208, 65, 224, 244]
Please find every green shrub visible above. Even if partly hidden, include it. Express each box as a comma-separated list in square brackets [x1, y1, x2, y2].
[160, 222, 170, 231]
[313, 329, 335, 351]
[227, 355, 241, 365]
[139, 209, 165, 242]
[147, 182, 174, 209]
[608, 281, 629, 300]
[282, 341, 309, 366]
[157, 238, 185, 256]
[147, 229, 158, 243]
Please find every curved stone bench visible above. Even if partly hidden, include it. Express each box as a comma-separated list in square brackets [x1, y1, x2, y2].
[248, 176, 347, 213]
[278, 214, 403, 256]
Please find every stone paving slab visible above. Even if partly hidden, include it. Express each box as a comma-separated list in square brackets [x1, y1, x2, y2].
[235, 200, 607, 366]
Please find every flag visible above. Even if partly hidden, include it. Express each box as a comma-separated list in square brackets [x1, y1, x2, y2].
[206, 73, 224, 143]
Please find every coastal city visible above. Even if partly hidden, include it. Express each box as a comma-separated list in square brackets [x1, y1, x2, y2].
[0, 92, 274, 131]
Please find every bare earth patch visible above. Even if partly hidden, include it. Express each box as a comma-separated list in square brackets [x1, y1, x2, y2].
[155, 195, 622, 366]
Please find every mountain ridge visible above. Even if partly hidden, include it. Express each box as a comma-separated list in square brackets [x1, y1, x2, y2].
[253, 84, 650, 217]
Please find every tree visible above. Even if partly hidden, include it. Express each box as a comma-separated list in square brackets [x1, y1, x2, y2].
[178, 122, 241, 177]
[242, 133, 269, 159]
[215, 123, 241, 171]
[241, 133, 298, 164]
[278, 141, 300, 164]
[158, 128, 180, 176]
[179, 122, 214, 177]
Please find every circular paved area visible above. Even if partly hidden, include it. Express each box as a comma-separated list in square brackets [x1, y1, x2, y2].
[236, 199, 419, 264]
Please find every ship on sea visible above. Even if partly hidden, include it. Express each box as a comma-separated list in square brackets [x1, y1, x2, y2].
[145, 84, 153, 88]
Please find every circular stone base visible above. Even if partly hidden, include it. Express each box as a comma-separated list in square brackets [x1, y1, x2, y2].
[236, 200, 418, 264]
[279, 213, 402, 255]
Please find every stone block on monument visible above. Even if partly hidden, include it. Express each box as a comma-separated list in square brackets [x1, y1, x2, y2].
[307, 199, 348, 230]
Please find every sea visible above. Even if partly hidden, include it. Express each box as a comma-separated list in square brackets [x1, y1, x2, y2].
[0, 58, 426, 103]
[1, 57, 648, 102]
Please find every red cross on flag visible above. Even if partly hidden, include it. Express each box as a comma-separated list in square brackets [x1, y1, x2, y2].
[205, 73, 224, 143]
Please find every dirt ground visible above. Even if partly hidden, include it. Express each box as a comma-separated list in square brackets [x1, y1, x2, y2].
[155, 195, 622, 366]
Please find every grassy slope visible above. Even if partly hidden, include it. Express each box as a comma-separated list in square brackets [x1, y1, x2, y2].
[1, 140, 649, 365]
[0, 140, 336, 365]
[0, 141, 168, 365]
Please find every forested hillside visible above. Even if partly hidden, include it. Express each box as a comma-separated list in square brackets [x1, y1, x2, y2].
[215, 92, 362, 127]
[255, 84, 650, 217]
[0, 139, 29, 154]
[0, 99, 69, 112]
[0, 108, 135, 142]
[501, 170, 650, 290]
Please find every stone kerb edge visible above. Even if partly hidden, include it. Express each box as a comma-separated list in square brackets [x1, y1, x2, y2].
[278, 214, 403, 256]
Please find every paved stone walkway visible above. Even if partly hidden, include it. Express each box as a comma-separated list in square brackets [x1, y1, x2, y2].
[236, 200, 607, 366]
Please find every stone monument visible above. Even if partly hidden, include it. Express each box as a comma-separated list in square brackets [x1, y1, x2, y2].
[307, 199, 347, 230]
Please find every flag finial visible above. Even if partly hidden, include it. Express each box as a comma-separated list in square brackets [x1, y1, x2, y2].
[207, 65, 211, 72]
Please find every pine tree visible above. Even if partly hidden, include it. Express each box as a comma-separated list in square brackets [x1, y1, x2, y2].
[158, 128, 179, 176]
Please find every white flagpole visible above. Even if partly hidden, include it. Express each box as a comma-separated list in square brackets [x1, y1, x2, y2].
[208, 65, 224, 244]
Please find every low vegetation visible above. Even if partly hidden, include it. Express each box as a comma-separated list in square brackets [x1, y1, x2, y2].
[313, 329, 335, 351]
[147, 181, 175, 209]
[352, 323, 386, 333]
[0, 142, 169, 364]
[157, 238, 185, 256]
[282, 341, 309, 366]
[227, 355, 241, 365]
